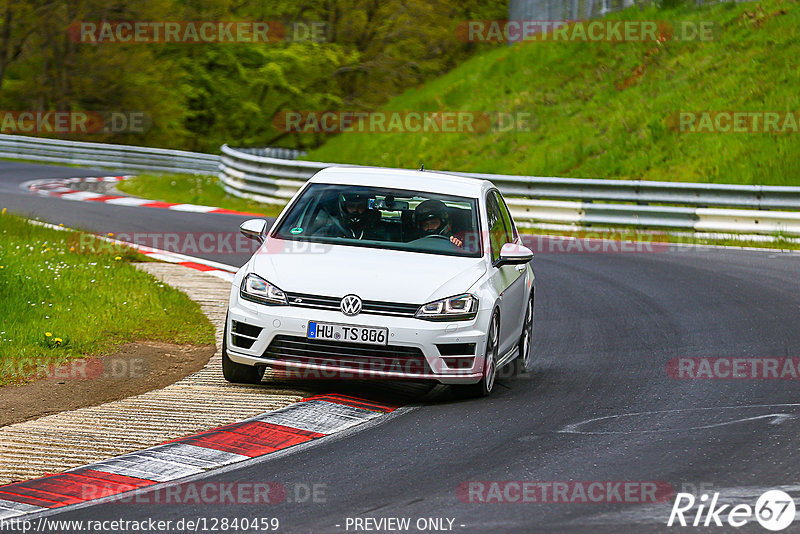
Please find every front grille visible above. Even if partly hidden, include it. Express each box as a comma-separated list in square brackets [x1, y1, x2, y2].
[262, 335, 431, 375]
[231, 320, 262, 349]
[285, 292, 420, 318]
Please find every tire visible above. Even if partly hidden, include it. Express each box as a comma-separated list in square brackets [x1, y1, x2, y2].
[513, 292, 535, 375]
[454, 311, 499, 398]
[222, 314, 265, 384]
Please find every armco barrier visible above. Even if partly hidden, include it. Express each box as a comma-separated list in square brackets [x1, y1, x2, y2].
[3, 135, 799, 235]
[0, 134, 219, 174]
[218, 144, 800, 236]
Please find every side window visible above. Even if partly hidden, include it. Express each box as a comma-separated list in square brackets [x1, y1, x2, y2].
[487, 193, 508, 263]
[495, 192, 518, 243]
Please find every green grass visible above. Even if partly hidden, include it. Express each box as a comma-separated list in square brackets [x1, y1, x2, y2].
[0, 211, 215, 387]
[305, 0, 800, 186]
[117, 173, 285, 217]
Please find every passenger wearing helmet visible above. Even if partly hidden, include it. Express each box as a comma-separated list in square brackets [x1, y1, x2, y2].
[413, 199, 463, 248]
[336, 191, 382, 239]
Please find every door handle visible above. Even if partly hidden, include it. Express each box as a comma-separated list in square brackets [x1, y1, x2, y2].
[516, 264, 526, 272]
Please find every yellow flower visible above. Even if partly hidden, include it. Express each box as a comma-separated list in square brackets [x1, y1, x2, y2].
[54, 338, 62, 346]
[114, 256, 122, 260]
[58, 223, 63, 227]
[69, 247, 75, 252]
[107, 232, 114, 237]
[1, 208, 5, 215]
[45, 332, 52, 337]
[0, 266, 4, 269]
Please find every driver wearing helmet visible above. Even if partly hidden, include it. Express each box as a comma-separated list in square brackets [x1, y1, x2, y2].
[413, 199, 463, 248]
[337, 191, 381, 239]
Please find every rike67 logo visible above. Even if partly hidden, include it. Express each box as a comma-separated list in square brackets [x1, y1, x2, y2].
[668, 490, 796, 531]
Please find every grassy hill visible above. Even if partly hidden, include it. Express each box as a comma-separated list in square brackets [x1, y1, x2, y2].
[305, 0, 800, 185]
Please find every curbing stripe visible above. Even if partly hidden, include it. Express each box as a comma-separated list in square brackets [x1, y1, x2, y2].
[0, 486, 83, 506]
[110, 448, 238, 473]
[134, 443, 249, 469]
[177, 261, 219, 272]
[0, 491, 61, 508]
[80, 456, 203, 482]
[0, 395, 397, 516]
[70, 470, 154, 489]
[27, 175, 264, 217]
[1, 473, 138, 504]
[253, 400, 384, 434]
[0, 498, 47, 519]
[169, 203, 217, 213]
[175, 421, 324, 458]
[83, 194, 124, 203]
[83, 455, 205, 483]
[59, 191, 103, 201]
[140, 201, 178, 209]
[103, 197, 151, 207]
[305, 393, 397, 413]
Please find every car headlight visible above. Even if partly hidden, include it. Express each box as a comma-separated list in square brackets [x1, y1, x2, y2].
[240, 274, 287, 306]
[416, 294, 478, 321]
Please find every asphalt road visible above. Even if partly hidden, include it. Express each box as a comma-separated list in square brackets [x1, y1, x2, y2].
[2, 161, 800, 533]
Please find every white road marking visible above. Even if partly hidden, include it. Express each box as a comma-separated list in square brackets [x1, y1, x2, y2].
[559, 404, 800, 434]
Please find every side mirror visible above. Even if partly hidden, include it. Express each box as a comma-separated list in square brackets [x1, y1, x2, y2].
[240, 219, 267, 243]
[497, 242, 534, 267]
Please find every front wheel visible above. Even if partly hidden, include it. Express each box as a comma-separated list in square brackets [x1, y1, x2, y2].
[454, 311, 499, 398]
[222, 315, 265, 384]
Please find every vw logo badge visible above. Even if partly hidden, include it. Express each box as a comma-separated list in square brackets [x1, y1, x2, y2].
[340, 294, 362, 316]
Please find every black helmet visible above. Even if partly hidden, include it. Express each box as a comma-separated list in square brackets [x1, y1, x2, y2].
[339, 192, 370, 228]
[414, 199, 450, 236]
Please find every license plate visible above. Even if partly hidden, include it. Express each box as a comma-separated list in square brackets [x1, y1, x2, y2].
[308, 321, 388, 346]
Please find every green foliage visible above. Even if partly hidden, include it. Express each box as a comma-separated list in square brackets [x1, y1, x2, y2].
[306, 0, 800, 186]
[0, 0, 508, 152]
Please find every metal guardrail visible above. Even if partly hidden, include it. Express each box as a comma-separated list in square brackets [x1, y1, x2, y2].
[218, 144, 800, 236]
[0, 134, 219, 174]
[235, 147, 306, 160]
[2, 135, 798, 236]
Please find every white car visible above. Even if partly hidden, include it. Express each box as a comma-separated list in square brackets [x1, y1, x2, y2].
[223, 166, 535, 396]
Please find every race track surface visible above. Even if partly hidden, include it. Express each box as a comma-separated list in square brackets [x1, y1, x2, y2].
[2, 161, 799, 533]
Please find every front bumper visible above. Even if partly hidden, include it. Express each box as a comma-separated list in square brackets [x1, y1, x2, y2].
[226, 296, 490, 385]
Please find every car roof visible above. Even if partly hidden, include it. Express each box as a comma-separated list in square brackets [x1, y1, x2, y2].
[308, 166, 494, 198]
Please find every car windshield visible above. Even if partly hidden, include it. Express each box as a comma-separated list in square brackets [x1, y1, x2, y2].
[274, 183, 482, 257]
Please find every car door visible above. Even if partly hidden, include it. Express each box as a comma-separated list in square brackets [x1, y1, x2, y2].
[486, 190, 526, 357]
[496, 191, 529, 341]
